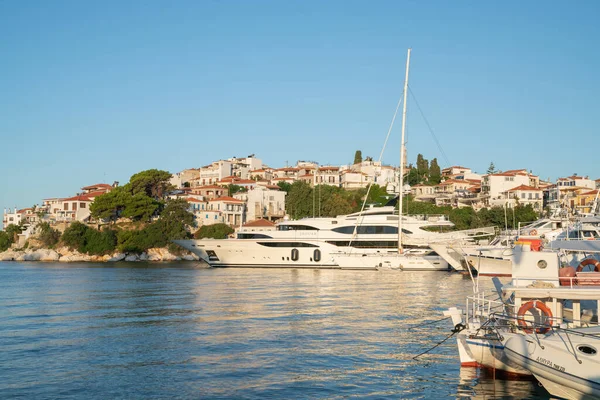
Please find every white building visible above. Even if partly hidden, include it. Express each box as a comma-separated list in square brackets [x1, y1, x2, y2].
[482, 169, 539, 203]
[234, 186, 286, 223]
[197, 160, 232, 186]
[504, 185, 544, 210]
[228, 155, 263, 179]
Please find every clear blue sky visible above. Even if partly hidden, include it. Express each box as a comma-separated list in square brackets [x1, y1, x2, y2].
[1, 0, 599, 222]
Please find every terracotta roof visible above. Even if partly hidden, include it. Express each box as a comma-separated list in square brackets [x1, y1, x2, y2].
[186, 197, 204, 203]
[442, 166, 469, 170]
[581, 190, 599, 196]
[62, 195, 94, 202]
[275, 167, 300, 172]
[85, 190, 109, 198]
[319, 166, 339, 171]
[208, 196, 244, 203]
[440, 179, 474, 185]
[272, 177, 294, 181]
[507, 185, 542, 192]
[81, 183, 112, 190]
[196, 185, 224, 190]
[243, 219, 276, 227]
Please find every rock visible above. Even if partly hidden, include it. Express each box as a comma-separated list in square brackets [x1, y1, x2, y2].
[107, 253, 126, 262]
[124, 254, 138, 262]
[181, 254, 199, 261]
[139, 252, 149, 261]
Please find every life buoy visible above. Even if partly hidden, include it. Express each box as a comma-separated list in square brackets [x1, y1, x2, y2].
[517, 300, 553, 334]
[530, 229, 538, 236]
[577, 258, 600, 272]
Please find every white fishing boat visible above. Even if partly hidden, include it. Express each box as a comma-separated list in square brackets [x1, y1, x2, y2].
[504, 327, 600, 399]
[444, 241, 600, 376]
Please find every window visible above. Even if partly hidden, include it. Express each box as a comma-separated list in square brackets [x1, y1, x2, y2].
[521, 193, 525, 199]
[64, 203, 69, 210]
[528, 193, 532, 199]
[80, 203, 86, 208]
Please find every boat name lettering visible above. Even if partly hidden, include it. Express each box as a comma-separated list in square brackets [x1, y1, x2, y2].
[535, 357, 565, 372]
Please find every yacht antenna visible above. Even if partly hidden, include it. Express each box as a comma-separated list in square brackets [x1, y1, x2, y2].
[398, 48, 411, 253]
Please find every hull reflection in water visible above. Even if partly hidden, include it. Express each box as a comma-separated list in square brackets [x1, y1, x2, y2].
[456, 368, 545, 399]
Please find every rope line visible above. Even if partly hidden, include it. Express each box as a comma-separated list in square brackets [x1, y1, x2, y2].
[407, 85, 450, 166]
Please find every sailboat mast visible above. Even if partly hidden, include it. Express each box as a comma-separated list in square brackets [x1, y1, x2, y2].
[398, 48, 411, 253]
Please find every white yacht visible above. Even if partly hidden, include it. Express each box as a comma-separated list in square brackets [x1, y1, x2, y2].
[174, 204, 475, 269]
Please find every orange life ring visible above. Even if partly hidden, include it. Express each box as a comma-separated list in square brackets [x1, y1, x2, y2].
[576, 258, 600, 272]
[517, 300, 553, 334]
[530, 229, 538, 236]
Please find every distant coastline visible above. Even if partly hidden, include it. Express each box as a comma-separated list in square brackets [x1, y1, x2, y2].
[0, 246, 201, 263]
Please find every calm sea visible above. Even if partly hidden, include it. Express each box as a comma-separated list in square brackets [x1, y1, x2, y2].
[0, 262, 550, 399]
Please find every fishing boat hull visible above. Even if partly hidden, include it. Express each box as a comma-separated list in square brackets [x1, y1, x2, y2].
[504, 330, 600, 400]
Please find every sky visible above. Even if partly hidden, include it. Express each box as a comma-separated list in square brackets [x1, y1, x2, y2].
[1, 0, 599, 224]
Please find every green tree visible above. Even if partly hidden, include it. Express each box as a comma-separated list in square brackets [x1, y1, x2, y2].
[416, 153, 429, 182]
[353, 150, 362, 165]
[285, 181, 313, 219]
[61, 222, 89, 252]
[228, 184, 246, 196]
[121, 192, 159, 222]
[195, 223, 234, 239]
[90, 186, 130, 222]
[159, 198, 194, 245]
[321, 192, 353, 217]
[365, 184, 389, 206]
[486, 162, 497, 175]
[406, 165, 420, 186]
[0, 231, 11, 252]
[37, 222, 61, 248]
[277, 181, 292, 193]
[129, 169, 174, 199]
[5, 224, 22, 243]
[429, 158, 442, 184]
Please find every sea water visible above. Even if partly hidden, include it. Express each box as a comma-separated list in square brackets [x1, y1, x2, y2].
[0, 262, 550, 399]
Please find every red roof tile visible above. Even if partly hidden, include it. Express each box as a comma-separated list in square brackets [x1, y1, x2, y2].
[507, 185, 542, 192]
[208, 196, 244, 203]
[243, 219, 276, 227]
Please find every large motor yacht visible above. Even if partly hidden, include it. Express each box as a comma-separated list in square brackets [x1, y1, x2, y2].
[174, 204, 491, 269]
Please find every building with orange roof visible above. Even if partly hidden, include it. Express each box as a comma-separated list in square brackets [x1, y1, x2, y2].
[482, 169, 539, 203]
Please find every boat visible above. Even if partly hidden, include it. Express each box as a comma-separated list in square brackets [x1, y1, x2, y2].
[444, 241, 600, 377]
[504, 327, 600, 399]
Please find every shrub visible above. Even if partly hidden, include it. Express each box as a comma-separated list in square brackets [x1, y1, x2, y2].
[0, 231, 10, 252]
[194, 224, 234, 239]
[61, 221, 117, 255]
[38, 222, 61, 248]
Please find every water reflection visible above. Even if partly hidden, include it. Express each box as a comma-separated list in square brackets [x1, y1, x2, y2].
[456, 368, 550, 399]
[0, 262, 543, 398]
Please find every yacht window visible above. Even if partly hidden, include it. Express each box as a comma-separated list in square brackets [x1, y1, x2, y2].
[237, 233, 272, 239]
[331, 225, 399, 234]
[257, 242, 318, 248]
[577, 345, 597, 355]
[326, 240, 397, 248]
[277, 225, 319, 231]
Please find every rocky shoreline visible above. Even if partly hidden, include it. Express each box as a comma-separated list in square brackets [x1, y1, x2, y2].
[0, 246, 201, 263]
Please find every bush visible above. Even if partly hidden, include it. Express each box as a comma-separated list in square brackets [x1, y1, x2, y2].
[38, 222, 61, 248]
[0, 231, 10, 252]
[194, 224, 234, 239]
[61, 222, 88, 252]
[61, 221, 117, 255]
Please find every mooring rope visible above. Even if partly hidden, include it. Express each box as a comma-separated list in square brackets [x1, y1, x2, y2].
[407, 316, 451, 330]
[412, 323, 466, 360]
